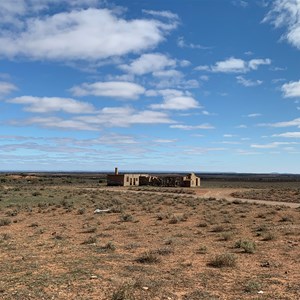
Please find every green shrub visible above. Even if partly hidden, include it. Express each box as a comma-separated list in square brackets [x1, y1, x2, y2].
[0, 218, 11, 227]
[220, 232, 234, 241]
[82, 236, 97, 245]
[235, 240, 256, 253]
[196, 245, 208, 254]
[262, 232, 276, 241]
[136, 251, 160, 264]
[120, 214, 134, 222]
[208, 253, 237, 268]
[244, 280, 262, 293]
[111, 283, 135, 300]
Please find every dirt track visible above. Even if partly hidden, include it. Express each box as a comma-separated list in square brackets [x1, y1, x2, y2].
[195, 188, 300, 208]
[98, 187, 300, 209]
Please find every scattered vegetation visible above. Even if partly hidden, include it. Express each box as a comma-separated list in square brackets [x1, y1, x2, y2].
[208, 253, 237, 268]
[235, 240, 256, 253]
[0, 174, 299, 299]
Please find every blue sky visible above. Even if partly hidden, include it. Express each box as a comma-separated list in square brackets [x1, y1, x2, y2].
[1, 0, 300, 173]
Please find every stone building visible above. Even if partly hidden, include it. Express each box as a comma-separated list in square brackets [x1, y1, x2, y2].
[107, 168, 201, 187]
[106, 168, 146, 186]
[182, 173, 201, 187]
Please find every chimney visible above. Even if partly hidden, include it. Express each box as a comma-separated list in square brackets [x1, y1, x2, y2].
[115, 167, 118, 175]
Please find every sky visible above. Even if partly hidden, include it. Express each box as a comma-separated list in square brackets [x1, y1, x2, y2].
[1, 0, 300, 173]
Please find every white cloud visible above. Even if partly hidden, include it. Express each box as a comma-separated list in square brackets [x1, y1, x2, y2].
[154, 78, 199, 89]
[232, 0, 249, 8]
[183, 146, 225, 154]
[70, 81, 145, 99]
[251, 143, 278, 149]
[177, 37, 211, 50]
[272, 78, 286, 84]
[75, 107, 174, 127]
[236, 76, 263, 87]
[148, 89, 201, 110]
[12, 106, 175, 130]
[212, 57, 247, 73]
[142, 9, 179, 21]
[248, 58, 271, 70]
[246, 113, 262, 118]
[93, 134, 138, 145]
[119, 53, 176, 75]
[179, 60, 191, 67]
[251, 141, 299, 148]
[151, 96, 200, 110]
[202, 110, 216, 116]
[153, 139, 177, 143]
[0, 0, 99, 23]
[236, 149, 260, 155]
[152, 69, 183, 78]
[22, 117, 99, 131]
[260, 118, 300, 128]
[0, 81, 17, 95]
[194, 65, 210, 71]
[273, 132, 300, 138]
[282, 80, 300, 98]
[0, 8, 176, 61]
[170, 124, 214, 130]
[264, 0, 300, 50]
[7, 96, 95, 113]
[195, 57, 271, 73]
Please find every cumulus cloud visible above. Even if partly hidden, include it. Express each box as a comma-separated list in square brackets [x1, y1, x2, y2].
[170, 124, 214, 130]
[7, 96, 95, 113]
[148, 89, 201, 110]
[0, 81, 17, 95]
[119, 53, 176, 75]
[236, 76, 263, 87]
[282, 80, 300, 98]
[263, 0, 300, 50]
[70, 81, 145, 99]
[151, 96, 200, 110]
[212, 57, 247, 73]
[195, 57, 271, 73]
[0, 0, 99, 23]
[0, 8, 177, 61]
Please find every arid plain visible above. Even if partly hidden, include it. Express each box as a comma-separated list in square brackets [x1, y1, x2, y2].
[0, 174, 299, 299]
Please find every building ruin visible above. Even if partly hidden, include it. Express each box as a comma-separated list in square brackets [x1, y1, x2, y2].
[107, 168, 201, 187]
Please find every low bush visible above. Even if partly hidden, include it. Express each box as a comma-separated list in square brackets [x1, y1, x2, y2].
[208, 253, 237, 268]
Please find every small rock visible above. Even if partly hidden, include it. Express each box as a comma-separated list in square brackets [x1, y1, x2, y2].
[142, 286, 149, 290]
[90, 275, 98, 279]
